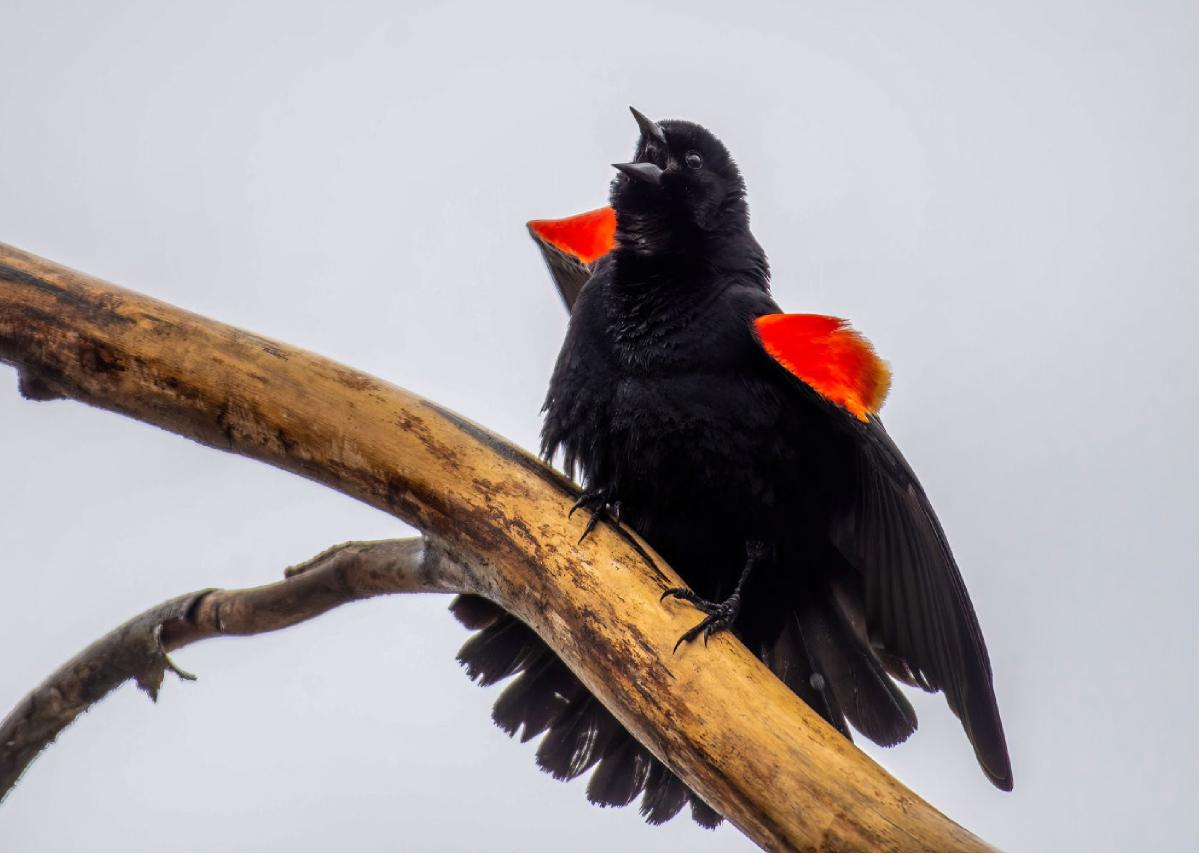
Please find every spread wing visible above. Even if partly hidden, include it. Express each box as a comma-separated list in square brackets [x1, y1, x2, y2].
[752, 312, 1013, 789]
[527, 207, 616, 310]
[832, 419, 1013, 789]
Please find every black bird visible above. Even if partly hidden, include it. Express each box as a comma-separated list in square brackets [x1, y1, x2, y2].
[451, 108, 1012, 828]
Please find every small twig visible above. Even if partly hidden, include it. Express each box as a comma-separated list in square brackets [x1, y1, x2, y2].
[0, 536, 471, 803]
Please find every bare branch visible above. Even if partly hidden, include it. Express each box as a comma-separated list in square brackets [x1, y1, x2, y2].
[0, 242, 994, 851]
[0, 537, 468, 802]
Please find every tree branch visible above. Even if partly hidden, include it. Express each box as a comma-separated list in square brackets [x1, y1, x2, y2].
[0, 241, 994, 851]
[0, 537, 462, 801]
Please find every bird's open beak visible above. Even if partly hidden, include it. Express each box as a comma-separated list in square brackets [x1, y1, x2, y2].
[614, 107, 667, 185]
[629, 106, 667, 146]
[612, 161, 664, 185]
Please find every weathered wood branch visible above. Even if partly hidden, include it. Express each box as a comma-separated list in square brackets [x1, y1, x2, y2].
[0, 241, 994, 851]
[0, 537, 459, 799]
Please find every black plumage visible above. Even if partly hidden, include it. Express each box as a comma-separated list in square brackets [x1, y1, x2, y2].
[453, 109, 1011, 827]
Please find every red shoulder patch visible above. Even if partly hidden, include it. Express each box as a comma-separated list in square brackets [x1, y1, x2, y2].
[753, 314, 891, 422]
[526, 207, 616, 265]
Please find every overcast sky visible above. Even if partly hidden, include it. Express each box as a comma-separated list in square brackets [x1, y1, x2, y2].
[0, 1, 1196, 851]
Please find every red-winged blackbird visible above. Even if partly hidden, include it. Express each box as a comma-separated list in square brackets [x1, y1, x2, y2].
[452, 108, 1012, 828]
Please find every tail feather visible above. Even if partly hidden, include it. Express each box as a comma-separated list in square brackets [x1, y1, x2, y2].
[454, 587, 910, 829]
[449, 593, 504, 630]
[802, 593, 917, 747]
[690, 796, 724, 829]
[763, 607, 852, 740]
[763, 582, 917, 748]
[639, 762, 689, 825]
[452, 595, 723, 828]
[492, 655, 582, 741]
[586, 734, 653, 807]
[455, 614, 543, 686]
[535, 696, 622, 781]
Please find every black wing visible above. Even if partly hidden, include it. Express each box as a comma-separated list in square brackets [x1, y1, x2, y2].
[529, 229, 592, 310]
[829, 417, 1013, 789]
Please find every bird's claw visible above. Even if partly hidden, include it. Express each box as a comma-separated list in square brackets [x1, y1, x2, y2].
[569, 489, 620, 544]
[661, 587, 741, 652]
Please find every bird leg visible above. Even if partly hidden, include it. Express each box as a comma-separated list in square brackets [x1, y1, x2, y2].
[661, 540, 769, 653]
[568, 486, 621, 544]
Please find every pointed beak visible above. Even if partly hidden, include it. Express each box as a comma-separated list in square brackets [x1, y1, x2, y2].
[629, 106, 667, 146]
[612, 161, 664, 185]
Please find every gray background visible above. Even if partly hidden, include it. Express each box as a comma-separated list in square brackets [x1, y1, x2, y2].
[1, 1, 1195, 851]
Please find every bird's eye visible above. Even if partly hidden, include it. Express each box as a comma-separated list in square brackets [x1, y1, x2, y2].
[684, 151, 703, 170]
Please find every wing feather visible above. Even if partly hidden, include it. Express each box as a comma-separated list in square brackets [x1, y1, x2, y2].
[832, 420, 1013, 789]
[749, 307, 1011, 786]
[527, 207, 616, 310]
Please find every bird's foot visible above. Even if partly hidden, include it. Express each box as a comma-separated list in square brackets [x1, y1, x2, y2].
[659, 540, 769, 653]
[660, 587, 742, 653]
[568, 487, 621, 544]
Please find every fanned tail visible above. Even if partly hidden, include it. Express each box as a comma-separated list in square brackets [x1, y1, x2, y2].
[449, 594, 723, 828]
[450, 575, 917, 827]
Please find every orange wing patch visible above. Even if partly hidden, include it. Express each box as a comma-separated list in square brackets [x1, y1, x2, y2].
[526, 207, 616, 264]
[753, 314, 891, 422]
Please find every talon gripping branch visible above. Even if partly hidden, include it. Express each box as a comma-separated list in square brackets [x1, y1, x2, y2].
[453, 108, 1012, 827]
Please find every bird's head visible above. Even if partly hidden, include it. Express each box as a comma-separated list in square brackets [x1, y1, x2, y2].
[610, 107, 749, 253]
